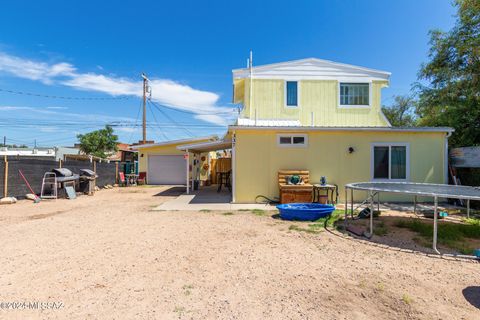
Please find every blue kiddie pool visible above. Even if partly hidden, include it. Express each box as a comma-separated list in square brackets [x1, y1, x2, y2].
[276, 203, 336, 221]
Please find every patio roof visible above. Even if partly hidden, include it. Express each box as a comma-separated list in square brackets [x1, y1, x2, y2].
[177, 139, 232, 153]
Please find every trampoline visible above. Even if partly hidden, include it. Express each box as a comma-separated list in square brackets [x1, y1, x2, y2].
[344, 182, 480, 256]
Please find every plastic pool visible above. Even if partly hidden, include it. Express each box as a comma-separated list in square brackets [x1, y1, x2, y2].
[276, 203, 336, 221]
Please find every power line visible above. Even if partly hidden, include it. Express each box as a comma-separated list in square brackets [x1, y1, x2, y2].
[148, 99, 238, 116]
[147, 100, 195, 137]
[0, 88, 132, 101]
[147, 102, 169, 141]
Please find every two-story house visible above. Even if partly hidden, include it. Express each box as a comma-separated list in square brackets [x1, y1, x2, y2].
[223, 58, 453, 203]
[139, 58, 453, 204]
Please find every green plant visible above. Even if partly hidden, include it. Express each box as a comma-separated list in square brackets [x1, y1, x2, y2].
[199, 209, 211, 213]
[222, 212, 234, 216]
[251, 209, 266, 216]
[288, 225, 320, 234]
[402, 293, 412, 305]
[395, 218, 480, 254]
[77, 125, 118, 158]
[373, 221, 389, 236]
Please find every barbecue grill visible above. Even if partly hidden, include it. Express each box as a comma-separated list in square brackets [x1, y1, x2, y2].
[42, 168, 80, 198]
[79, 169, 98, 195]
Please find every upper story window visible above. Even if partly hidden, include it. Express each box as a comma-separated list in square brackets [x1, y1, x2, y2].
[339, 83, 370, 107]
[371, 143, 409, 180]
[285, 81, 298, 108]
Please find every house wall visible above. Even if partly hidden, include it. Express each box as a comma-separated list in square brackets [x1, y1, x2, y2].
[137, 143, 210, 182]
[233, 129, 447, 203]
[236, 79, 389, 127]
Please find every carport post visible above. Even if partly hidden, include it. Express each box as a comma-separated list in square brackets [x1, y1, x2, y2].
[433, 196, 440, 254]
[186, 149, 189, 194]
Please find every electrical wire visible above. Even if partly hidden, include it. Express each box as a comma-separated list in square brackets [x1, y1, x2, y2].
[0, 88, 132, 100]
[147, 100, 195, 137]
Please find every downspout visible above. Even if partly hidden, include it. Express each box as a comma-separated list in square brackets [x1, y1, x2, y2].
[444, 131, 452, 184]
[186, 149, 189, 194]
[231, 131, 236, 203]
[249, 51, 254, 125]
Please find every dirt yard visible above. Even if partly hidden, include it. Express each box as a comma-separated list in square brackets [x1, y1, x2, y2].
[0, 186, 479, 319]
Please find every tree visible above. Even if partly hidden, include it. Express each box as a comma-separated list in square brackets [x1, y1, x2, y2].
[382, 95, 417, 127]
[415, 0, 480, 147]
[77, 125, 118, 158]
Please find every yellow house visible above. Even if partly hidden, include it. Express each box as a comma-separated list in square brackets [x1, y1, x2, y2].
[179, 58, 453, 203]
[131, 136, 217, 185]
[137, 58, 452, 204]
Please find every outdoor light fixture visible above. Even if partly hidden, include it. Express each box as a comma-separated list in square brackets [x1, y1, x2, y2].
[348, 147, 355, 153]
[141, 153, 144, 157]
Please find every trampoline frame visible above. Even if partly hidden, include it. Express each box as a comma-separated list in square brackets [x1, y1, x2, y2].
[344, 182, 480, 256]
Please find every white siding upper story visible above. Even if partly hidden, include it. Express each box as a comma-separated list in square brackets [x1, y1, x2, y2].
[232, 58, 392, 127]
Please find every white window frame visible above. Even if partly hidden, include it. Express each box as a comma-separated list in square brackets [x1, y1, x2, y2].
[284, 80, 300, 108]
[370, 142, 410, 181]
[338, 81, 372, 109]
[277, 134, 308, 148]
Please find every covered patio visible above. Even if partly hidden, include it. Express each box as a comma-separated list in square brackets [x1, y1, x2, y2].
[177, 138, 234, 195]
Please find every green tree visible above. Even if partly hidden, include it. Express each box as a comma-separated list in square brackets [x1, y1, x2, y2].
[382, 95, 417, 127]
[415, 0, 480, 147]
[77, 125, 118, 158]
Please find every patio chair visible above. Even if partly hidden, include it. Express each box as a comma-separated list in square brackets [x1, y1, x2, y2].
[118, 172, 126, 187]
[137, 172, 146, 185]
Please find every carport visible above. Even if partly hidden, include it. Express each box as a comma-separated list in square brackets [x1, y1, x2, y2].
[177, 139, 234, 199]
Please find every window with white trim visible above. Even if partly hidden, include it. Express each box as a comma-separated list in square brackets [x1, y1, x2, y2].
[371, 143, 409, 180]
[277, 134, 307, 147]
[340, 83, 369, 106]
[285, 81, 298, 107]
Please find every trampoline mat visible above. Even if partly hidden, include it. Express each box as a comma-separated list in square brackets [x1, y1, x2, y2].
[346, 182, 480, 200]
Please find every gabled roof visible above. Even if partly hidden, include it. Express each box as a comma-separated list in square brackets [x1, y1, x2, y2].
[232, 58, 390, 82]
[130, 135, 218, 150]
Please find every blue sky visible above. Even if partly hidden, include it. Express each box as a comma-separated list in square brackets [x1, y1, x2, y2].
[0, 0, 456, 147]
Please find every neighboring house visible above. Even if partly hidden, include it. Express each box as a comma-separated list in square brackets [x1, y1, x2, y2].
[132, 136, 218, 185]
[0, 147, 56, 158]
[176, 58, 453, 202]
[107, 143, 136, 162]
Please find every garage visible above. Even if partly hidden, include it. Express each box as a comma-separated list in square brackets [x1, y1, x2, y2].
[147, 155, 186, 185]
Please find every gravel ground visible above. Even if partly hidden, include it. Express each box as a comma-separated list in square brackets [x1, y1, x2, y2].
[0, 186, 479, 319]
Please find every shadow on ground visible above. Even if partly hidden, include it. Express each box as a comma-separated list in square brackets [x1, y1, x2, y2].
[153, 187, 186, 197]
[463, 286, 480, 309]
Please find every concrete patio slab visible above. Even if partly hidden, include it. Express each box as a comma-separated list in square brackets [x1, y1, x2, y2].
[153, 186, 277, 211]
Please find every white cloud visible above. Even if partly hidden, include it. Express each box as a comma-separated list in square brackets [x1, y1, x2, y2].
[0, 51, 237, 125]
[0, 52, 75, 84]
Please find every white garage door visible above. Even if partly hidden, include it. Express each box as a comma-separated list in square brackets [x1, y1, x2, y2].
[147, 155, 186, 185]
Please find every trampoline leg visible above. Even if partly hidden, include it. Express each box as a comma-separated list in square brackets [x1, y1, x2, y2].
[377, 192, 380, 213]
[433, 196, 440, 254]
[467, 199, 470, 219]
[350, 188, 354, 218]
[414, 196, 417, 214]
[368, 191, 374, 237]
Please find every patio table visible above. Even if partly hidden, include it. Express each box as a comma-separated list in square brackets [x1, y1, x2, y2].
[313, 184, 338, 204]
[126, 174, 139, 186]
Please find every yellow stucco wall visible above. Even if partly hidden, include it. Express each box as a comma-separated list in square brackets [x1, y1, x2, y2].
[236, 79, 389, 127]
[137, 142, 211, 182]
[233, 129, 447, 203]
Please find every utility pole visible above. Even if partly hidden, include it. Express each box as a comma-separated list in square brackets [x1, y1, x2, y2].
[141, 73, 149, 144]
[3, 136, 5, 148]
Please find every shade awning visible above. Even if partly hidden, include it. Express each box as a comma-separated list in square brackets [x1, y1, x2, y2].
[177, 140, 232, 153]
